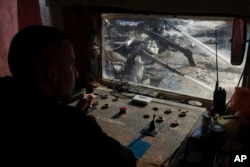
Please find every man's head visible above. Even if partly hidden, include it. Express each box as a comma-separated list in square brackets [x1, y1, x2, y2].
[8, 25, 79, 101]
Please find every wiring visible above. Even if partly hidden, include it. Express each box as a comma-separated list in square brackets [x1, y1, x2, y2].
[225, 61, 246, 107]
[101, 46, 131, 93]
[225, 35, 249, 107]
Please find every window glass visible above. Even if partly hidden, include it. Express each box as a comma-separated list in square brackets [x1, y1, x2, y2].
[101, 14, 244, 101]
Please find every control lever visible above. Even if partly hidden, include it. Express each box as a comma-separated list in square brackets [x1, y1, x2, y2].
[149, 114, 157, 131]
[140, 114, 160, 137]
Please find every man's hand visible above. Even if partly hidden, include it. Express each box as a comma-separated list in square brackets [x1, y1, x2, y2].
[75, 94, 98, 112]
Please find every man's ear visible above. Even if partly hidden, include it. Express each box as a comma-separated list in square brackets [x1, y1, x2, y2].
[47, 62, 57, 83]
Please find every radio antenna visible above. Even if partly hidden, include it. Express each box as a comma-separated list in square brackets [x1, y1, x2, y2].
[200, 26, 227, 119]
[215, 27, 219, 91]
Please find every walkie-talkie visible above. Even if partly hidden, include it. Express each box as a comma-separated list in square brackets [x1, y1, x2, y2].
[213, 81, 226, 115]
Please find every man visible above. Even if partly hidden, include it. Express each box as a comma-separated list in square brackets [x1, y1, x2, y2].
[1, 25, 136, 166]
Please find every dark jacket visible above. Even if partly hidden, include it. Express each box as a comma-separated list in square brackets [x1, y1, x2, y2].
[0, 76, 136, 166]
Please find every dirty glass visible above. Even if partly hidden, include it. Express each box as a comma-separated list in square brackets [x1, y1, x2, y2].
[101, 14, 245, 101]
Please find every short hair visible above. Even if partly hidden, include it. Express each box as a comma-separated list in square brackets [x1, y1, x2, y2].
[8, 25, 69, 80]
